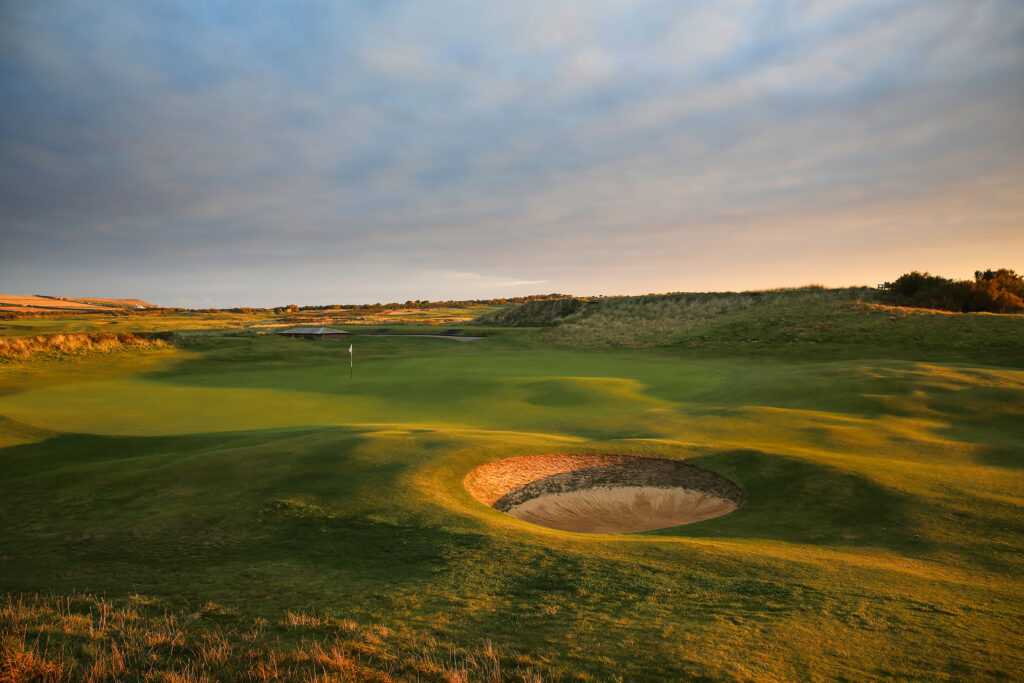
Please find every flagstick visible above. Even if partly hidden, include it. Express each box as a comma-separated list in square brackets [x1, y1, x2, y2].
[349, 343, 353, 380]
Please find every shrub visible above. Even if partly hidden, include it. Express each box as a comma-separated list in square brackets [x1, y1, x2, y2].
[890, 269, 1023, 313]
[972, 269, 1024, 312]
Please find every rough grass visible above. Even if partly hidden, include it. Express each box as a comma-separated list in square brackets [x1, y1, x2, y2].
[0, 593, 539, 682]
[0, 332, 172, 361]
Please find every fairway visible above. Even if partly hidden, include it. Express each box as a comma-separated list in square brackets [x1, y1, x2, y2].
[2, 320, 1023, 680]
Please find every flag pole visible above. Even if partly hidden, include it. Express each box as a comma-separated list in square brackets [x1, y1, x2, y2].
[349, 343, 353, 379]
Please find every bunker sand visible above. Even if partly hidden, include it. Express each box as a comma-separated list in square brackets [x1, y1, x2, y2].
[465, 454, 742, 533]
[506, 485, 737, 533]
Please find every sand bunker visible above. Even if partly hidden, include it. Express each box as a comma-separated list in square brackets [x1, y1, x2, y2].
[464, 454, 742, 534]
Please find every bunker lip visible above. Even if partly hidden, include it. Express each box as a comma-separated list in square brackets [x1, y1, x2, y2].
[464, 454, 743, 534]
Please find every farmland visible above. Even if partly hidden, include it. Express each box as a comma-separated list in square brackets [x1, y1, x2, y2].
[0, 295, 155, 313]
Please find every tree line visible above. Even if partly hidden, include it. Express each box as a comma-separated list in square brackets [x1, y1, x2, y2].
[266, 294, 571, 315]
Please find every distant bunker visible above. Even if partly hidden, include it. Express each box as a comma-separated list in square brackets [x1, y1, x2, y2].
[276, 326, 351, 340]
[465, 454, 742, 534]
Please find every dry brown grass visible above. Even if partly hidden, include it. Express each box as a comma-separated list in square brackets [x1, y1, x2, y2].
[0, 332, 171, 361]
[0, 593, 548, 682]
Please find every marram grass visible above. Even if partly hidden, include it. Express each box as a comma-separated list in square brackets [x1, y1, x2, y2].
[0, 332, 171, 361]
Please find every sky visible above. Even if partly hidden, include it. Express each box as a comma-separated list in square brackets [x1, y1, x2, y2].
[1, 1, 1022, 308]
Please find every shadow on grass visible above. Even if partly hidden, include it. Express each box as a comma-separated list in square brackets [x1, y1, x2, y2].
[0, 427, 495, 599]
[257, 499, 489, 580]
[659, 449, 931, 552]
[975, 445, 1024, 469]
[942, 414, 1024, 470]
[0, 426, 366, 479]
[522, 380, 604, 408]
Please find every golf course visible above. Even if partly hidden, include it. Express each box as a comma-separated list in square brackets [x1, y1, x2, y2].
[1, 288, 1022, 681]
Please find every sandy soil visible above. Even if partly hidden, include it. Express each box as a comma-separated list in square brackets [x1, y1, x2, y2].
[505, 486, 737, 533]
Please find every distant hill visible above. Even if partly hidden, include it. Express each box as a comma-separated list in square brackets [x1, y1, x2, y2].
[0, 295, 157, 312]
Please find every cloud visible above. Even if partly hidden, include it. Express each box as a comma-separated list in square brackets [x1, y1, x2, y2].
[502, 280, 548, 287]
[1, 0, 1022, 306]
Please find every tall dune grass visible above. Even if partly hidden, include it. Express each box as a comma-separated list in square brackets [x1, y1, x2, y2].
[532, 287, 881, 347]
[585, 286, 872, 318]
[0, 332, 172, 361]
[476, 287, 879, 328]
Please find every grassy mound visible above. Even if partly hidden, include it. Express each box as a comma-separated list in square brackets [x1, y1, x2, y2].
[473, 288, 874, 328]
[503, 287, 1024, 365]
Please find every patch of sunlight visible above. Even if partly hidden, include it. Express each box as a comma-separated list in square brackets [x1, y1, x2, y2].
[648, 403, 1021, 499]
[511, 375, 672, 409]
[671, 404, 966, 462]
[866, 364, 1024, 391]
[625, 536, 1006, 589]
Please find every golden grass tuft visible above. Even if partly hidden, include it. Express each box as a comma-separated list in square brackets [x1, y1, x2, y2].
[0, 332, 171, 361]
[284, 611, 326, 628]
[0, 642, 64, 683]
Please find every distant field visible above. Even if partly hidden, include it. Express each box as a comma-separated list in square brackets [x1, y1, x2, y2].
[0, 313, 271, 339]
[0, 294, 155, 312]
[0, 302, 513, 341]
[276, 303, 509, 327]
[1, 289, 1022, 680]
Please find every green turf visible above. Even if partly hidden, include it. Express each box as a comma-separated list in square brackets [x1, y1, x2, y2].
[1, 303, 1022, 680]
